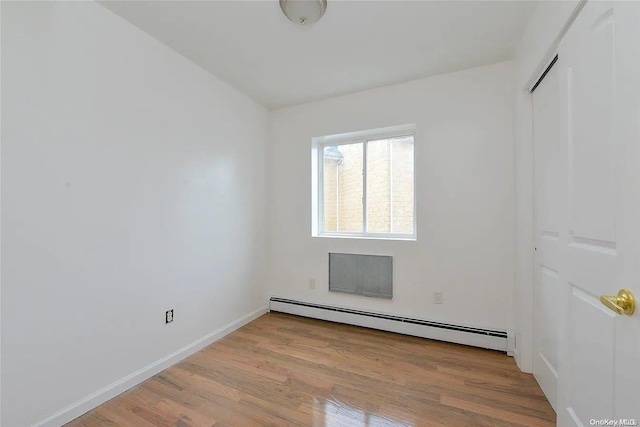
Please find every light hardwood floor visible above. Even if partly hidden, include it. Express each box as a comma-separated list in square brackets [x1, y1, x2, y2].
[67, 312, 555, 427]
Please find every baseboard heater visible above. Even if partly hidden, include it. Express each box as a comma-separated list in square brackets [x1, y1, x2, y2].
[269, 297, 515, 354]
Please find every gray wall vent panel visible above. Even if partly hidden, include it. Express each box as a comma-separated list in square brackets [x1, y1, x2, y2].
[329, 253, 392, 299]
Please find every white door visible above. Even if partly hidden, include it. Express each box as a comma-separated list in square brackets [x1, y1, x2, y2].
[555, 1, 640, 425]
[533, 58, 561, 411]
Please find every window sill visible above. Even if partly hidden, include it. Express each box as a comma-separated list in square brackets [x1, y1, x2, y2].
[314, 233, 417, 242]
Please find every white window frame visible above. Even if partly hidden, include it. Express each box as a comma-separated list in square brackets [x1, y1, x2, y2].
[311, 124, 417, 240]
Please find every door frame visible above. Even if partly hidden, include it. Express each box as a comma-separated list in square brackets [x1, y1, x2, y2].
[514, 0, 586, 374]
[524, 1, 587, 93]
[531, 53, 561, 411]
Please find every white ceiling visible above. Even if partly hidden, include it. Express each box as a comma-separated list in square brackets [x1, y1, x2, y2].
[101, 1, 537, 109]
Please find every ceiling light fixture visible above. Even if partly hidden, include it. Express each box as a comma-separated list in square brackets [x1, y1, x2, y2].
[280, 0, 327, 26]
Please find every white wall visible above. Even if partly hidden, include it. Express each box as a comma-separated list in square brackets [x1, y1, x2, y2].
[268, 62, 515, 331]
[1, 2, 269, 426]
[513, 0, 580, 373]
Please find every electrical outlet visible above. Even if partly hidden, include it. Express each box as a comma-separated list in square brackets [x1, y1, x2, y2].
[166, 309, 174, 324]
[433, 292, 444, 304]
[308, 278, 316, 290]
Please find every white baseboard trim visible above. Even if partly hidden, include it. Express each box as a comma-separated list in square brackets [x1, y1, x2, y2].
[34, 306, 267, 427]
[269, 297, 514, 354]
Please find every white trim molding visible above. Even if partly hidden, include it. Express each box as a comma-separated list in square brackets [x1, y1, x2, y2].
[525, 0, 587, 91]
[270, 297, 515, 354]
[34, 306, 267, 427]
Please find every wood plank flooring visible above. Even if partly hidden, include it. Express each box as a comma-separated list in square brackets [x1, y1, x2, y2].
[67, 313, 555, 427]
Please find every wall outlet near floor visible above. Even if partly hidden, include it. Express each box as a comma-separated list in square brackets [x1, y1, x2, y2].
[166, 309, 174, 323]
[308, 278, 316, 290]
[433, 292, 444, 304]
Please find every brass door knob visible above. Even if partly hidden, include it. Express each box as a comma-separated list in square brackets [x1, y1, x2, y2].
[600, 289, 636, 315]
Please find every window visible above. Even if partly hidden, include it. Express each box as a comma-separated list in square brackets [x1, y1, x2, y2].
[312, 124, 416, 239]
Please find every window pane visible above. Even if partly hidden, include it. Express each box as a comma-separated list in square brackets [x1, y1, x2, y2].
[323, 143, 363, 233]
[366, 139, 392, 233]
[366, 136, 414, 234]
